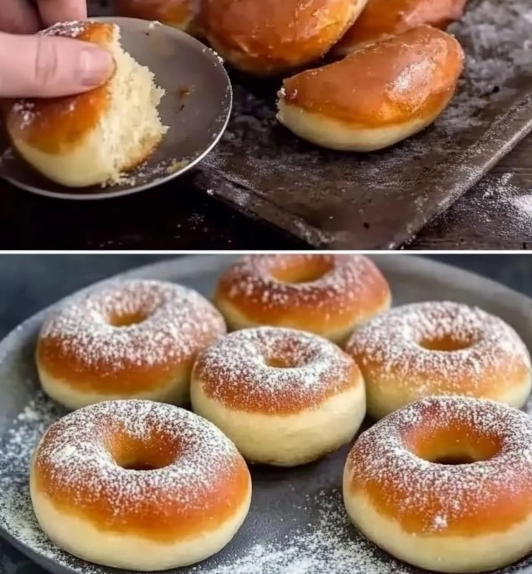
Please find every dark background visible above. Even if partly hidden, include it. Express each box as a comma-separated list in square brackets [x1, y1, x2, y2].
[0, 254, 530, 337]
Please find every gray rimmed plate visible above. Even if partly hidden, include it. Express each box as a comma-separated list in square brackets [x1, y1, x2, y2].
[1, 255, 532, 574]
[0, 18, 232, 200]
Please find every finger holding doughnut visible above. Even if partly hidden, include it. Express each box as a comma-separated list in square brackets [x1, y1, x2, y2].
[333, 0, 469, 57]
[277, 26, 464, 152]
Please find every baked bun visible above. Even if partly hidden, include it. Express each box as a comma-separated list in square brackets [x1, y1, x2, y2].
[3, 21, 168, 188]
[191, 327, 366, 466]
[214, 254, 391, 344]
[334, 0, 468, 56]
[31, 400, 252, 570]
[114, 0, 200, 35]
[277, 26, 464, 151]
[200, 0, 369, 75]
[343, 396, 532, 573]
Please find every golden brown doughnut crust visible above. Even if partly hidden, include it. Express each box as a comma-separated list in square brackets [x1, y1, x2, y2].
[214, 254, 391, 336]
[114, 0, 199, 32]
[192, 327, 363, 414]
[335, 0, 468, 54]
[32, 401, 251, 541]
[280, 26, 464, 127]
[345, 397, 532, 536]
[3, 21, 115, 155]
[37, 280, 226, 396]
[200, 0, 365, 74]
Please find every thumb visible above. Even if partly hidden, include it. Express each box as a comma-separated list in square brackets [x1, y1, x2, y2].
[0, 32, 114, 98]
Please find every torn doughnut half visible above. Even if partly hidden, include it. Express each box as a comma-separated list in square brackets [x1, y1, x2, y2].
[276, 26, 464, 152]
[3, 21, 168, 188]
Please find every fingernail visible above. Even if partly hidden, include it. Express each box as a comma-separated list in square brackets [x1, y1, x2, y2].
[79, 47, 115, 87]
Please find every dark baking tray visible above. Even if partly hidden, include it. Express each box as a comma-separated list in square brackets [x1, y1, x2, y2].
[2, 254, 532, 574]
[87, 0, 532, 249]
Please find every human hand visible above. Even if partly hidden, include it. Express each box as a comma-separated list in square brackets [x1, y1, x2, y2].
[0, 0, 114, 98]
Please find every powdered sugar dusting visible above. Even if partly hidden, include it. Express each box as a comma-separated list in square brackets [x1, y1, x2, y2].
[39, 279, 226, 372]
[33, 399, 241, 512]
[218, 255, 390, 318]
[192, 327, 358, 414]
[3, 393, 532, 573]
[346, 301, 531, 399]
[346, 396, 532, 535]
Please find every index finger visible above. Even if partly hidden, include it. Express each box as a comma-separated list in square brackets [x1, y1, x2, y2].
[36, 0, 87, 27]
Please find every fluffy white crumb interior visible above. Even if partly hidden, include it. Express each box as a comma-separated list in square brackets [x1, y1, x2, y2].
[101, 27, 169, 184]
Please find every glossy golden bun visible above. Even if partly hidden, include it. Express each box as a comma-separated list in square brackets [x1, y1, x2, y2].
[200, 0, 369, 75]
[277, 26, 464, 151]
[334, 0, 468, 56]
[114, 0, 200, 34]
[30, 400, 252, 570]
[3, 21, 167, 188]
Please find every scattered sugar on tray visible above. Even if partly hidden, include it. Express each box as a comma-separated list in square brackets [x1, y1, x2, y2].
[39, 279, 225, 369]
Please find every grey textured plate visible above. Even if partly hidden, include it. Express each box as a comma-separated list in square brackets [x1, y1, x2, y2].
[0, 17, 232, 200]
[1, 254, 532, 574]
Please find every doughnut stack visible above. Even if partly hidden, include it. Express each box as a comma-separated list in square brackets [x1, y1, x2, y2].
[30, 254, 532, 573]
[114, 0, 468, 152]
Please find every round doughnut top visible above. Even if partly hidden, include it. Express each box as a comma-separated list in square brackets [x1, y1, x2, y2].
[192, 327, 361, 414]
[32, 400, 250, 540]
[346, 300, 531, 397]
[37, 279, 226, 388]
[346, 396, 532, 536]
[4, 21, 115, 154]
[216, 254, 390, 331]
[114, 0, 199, 29]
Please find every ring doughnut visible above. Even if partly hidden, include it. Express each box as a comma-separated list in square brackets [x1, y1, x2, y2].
[345, 300, 531, 419]
[30, 400, 252, 570]
[36, 279, 226, 410]
[200, 0, 369, 75]
[214, 254, 391, 344]
[113, 0, 200, 34]
[191, 326, 366, 466]
[333, 0, 468, 57]
[343, 396, 532, 573]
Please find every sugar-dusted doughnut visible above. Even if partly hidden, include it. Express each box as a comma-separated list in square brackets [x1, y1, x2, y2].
[345, 301, 531, 419]
[343, 396, 532, 573]
[214, 254, 391, 344]
[191, 326, 366, 466]
[30, 400, 251, 570]
[36, 279, 226, 410]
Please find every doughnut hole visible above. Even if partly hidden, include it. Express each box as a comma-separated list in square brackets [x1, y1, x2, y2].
[261, 336, 315, 370]
[109, 430, 181, 471]
[269, 255, 334, 284]
[405, 423, 502, 466]
[417, 333, 474, 352]
[108, 310, 149, 327]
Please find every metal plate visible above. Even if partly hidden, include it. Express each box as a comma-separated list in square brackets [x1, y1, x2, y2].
[1, 255, 532, 574]
[0, 17, 232, 200]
